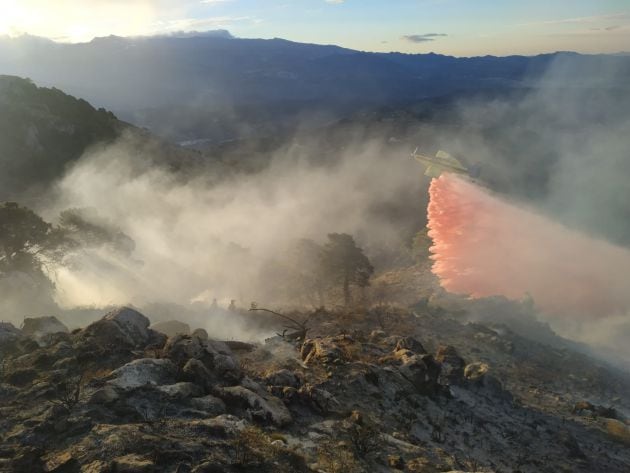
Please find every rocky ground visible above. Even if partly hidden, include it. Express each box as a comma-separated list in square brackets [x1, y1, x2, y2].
[1, 305, 629, 473]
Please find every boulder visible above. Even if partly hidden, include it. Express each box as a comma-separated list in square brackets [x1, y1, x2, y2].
[78, 307, 157, 351]
[182, 358, 217, 392]
[464, 362, 511, 401]
[107, 358, 176, 390]
[21, 316, 68, 342]
[88, 385, 121, 404]
[395, 336, 427, 354]
[206, 339, 234, 356]
[150, 320, 190, 337]
[0, 322, 21, 339]
[156, 382, 203, 400]
[196, 414, 248, 437]
[103, 307, 151, 344]
[190, 394, 227, 415]
[213, 353, 241, 382]
[192, 328, 209, 340]
[0, 322, 21, 347]
[398, 352, 440, 395]
[163, 335, 241, 382]
[264, 369, 301, 388]
[435, 345, 465, 384]
[163, 334, 208, 365]
[218, 384, 292, 426]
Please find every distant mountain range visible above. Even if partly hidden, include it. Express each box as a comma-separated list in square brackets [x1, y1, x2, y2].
[1, 32, 629, 141]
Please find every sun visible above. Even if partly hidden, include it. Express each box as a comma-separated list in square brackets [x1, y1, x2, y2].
[0, 1, 27, 37]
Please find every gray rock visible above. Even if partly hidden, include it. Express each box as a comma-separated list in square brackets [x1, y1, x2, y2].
[206, 339, 233, 356]
[264, 369, 301, 388]
[213, 353, 241, 382]
[0, 322, 21, 343]
[198, 414, 248, 436]
[219, 384, 292, 426]
[88, 385, 121, 404]
[150, 320, 190, 337]
[156, 382, 203, 399]
[21, 316, 68, 342]
[182, 358, 216, 391]
[464, 362, 512, 401]
[395, 336, 427, 354]
[190, 394, 227, 415]
[435, 345, 465, 384]
[108, 358, 176, 390]
[103, 307, 151, 345]
[191, 328, 209, 340]
[398, 352, 440, 395]
[163, 334, 207, 365]
[79, 307, 153, 350]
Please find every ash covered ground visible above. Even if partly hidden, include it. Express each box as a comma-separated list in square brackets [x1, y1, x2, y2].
[1, 301, 629, 473]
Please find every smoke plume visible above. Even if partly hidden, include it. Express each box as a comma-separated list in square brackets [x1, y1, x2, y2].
[42, 133, 422, 312]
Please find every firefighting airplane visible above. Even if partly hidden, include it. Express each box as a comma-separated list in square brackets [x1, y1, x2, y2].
[412, 148, 480, 179]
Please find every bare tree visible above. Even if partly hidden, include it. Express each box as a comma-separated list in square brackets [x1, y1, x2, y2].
[249, 305, 314, 340]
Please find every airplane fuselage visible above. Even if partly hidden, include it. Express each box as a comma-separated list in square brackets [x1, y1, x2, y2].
[413, 152, 469, 178]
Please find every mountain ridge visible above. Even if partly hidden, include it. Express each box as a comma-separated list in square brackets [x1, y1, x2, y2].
[2, 32, 629, 142]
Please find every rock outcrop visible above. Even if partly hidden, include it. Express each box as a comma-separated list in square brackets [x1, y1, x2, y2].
[150, 320, 191, 337]
[107, 358, 177, 390]
[1, 306, 629, 472]
[21, 316, 68, 343]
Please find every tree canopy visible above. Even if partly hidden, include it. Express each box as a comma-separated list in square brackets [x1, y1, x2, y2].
[321, 233, 374, 307]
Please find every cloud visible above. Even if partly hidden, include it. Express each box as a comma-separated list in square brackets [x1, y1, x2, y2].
[402, 33, 447, 43]
[525, 12, 630, 26]
[0, 0, 251, 42]
[325, 0, 345, 4]
[155, 16, 253, 33]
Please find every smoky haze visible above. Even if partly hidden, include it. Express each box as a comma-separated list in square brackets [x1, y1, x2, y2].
[0, 52, 625, 355]
[42, 132, 424, 312]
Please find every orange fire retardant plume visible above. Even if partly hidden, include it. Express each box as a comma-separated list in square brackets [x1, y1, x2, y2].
[427, 174, 630, 318]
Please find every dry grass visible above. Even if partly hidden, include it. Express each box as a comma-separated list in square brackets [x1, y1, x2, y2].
[605, 419, 630, 445]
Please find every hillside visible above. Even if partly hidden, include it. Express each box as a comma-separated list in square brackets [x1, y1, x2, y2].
[1, 305, 629, 472]
[0, 76, 211, 201]
[0, 76, 121, 198]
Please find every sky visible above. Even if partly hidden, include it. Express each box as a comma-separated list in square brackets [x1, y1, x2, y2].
[0, 0, 629, 56]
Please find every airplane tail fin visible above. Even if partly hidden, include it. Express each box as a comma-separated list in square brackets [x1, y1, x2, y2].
[470, 163, 482, 179]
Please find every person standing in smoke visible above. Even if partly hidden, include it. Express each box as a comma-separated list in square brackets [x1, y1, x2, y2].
[228, 299, 237, 312]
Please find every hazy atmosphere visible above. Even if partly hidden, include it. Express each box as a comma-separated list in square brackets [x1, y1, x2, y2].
[1, 2, 630, 472]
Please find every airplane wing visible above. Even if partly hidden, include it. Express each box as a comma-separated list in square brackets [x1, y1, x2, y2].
[436, 150, 466, 169]
[424, 165, 444, 178]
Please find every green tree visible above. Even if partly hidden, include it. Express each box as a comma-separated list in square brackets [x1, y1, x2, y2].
[0, 202, 75, 317]
[321, 233, 374, 307]
[0, 202, 73, 280]
[289, 238, 327, 307]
